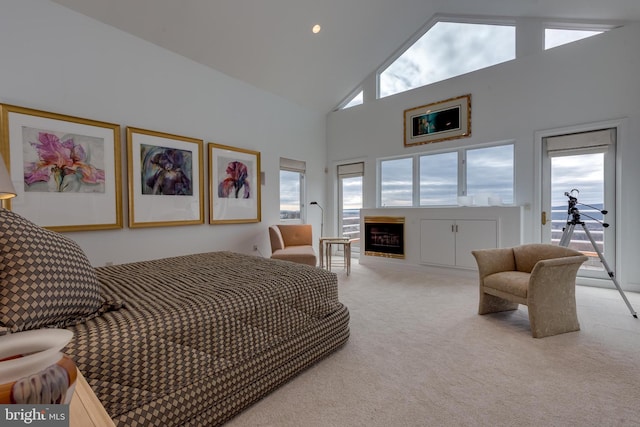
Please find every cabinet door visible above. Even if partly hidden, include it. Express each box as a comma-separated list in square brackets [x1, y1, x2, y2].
[455, 220, 497, 269]
[420, 219, 456, 266]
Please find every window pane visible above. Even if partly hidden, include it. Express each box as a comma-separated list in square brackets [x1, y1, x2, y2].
[380, 158, 413, 206]
[545, 29, 603, 50]
[342, 91, 363, 109]
[280, 170, 301, 219]
[380, 22, 515, 98]
[341, 176, 362, 248]
[551, 153, 605, 270]
[419, 152, 458, 205]
[342, 176, 363, 210]
[466, 145, 514, 204]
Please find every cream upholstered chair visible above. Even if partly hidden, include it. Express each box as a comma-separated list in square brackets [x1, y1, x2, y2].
[472, 244, 588, 338]
[269, 224, 317, 266]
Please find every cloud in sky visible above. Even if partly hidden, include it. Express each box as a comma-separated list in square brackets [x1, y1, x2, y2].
[341, 176, 363, 209]
[279, 170, 300, 212]
[380, 22, 515, 98]
[420, 151, 458, 205]
[551, 153, 604, 206]
[466, 145, 514, 204]
[380, 158, 413, 206]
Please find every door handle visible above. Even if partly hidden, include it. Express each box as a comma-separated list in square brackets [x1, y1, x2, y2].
[541, 211, 547, 225]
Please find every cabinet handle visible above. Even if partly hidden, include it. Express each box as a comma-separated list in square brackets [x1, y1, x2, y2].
[541, 211, 547, 225]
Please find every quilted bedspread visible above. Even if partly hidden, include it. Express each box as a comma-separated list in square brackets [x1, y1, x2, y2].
[63, 251, 350, 426]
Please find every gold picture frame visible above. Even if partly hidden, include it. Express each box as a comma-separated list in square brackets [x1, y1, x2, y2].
[126, 127, 204, 228]
[0, 103, 122, 231]
[208, 143, 261, 224]
[404, 94, 471, 147]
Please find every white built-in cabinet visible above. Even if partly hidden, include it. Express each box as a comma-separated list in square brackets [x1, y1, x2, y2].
[360, 206, 522, 271]
[420, 219, 497, 269]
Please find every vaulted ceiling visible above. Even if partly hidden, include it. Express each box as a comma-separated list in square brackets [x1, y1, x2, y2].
[52, 0, 639, 113]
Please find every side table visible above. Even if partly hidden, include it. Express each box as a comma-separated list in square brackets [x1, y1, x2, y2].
[70, 370, 115, 427]
[319, 237, 351, 275]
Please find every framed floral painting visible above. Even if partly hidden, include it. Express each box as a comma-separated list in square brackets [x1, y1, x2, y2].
[127, 127, 204, 228]
[0, 104, 122, 231]
[208, 143, 261, 224]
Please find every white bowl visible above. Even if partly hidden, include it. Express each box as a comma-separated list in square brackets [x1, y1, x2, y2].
[474, 193, 490, 206]
[489, 196, 503, 206]
[457, 196, 474, 206]
[0, 329, 76, 404]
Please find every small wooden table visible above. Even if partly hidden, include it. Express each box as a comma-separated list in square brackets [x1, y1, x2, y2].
[70, 370, 115, 427]
[319, 237, 352, 275]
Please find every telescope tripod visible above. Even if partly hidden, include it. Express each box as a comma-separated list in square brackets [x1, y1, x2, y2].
[559, 219, 637, 318]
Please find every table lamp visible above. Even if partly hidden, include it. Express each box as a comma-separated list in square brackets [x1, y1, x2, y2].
[0, 153, 16, 204]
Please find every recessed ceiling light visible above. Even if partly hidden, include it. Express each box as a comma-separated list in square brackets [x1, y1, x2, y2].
[312, 24, 321, 34]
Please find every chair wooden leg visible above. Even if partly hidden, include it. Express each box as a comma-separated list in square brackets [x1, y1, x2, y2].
[346, 242, 351, 275]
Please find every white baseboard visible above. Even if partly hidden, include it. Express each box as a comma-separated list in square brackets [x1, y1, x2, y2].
[358, 256, 477, 279]
[359, 256, 640, 293]
[577, 276, 640, 293]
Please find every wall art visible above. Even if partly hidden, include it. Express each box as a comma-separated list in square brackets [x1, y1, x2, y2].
[127, 127, 204, 228]
[404, 94, 471, 147]
[209, 143, 261, 224]
[0, 104, 122, 231]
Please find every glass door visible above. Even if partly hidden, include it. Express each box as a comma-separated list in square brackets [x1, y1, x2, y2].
[541, 129, 616, 279]
[338, 163, 364, 254]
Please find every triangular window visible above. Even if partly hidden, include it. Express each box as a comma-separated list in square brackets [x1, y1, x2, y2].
[341, 90, 363, 109]
[379, 21, 515, 98]
[545, 28, 604, 50]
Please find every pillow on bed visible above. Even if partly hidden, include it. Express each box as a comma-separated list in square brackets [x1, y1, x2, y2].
[0, 208, 103, 334]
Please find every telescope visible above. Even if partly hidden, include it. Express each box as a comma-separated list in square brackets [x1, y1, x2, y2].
[559, 189, 636, 318]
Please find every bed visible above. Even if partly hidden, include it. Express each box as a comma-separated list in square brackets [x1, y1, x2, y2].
[0, 209, 350, 426]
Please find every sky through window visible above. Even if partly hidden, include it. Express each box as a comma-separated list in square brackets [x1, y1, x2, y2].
[379, 22, 515, 98]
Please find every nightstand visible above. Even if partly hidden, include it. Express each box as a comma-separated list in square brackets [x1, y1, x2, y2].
[70, 370, 115, 427]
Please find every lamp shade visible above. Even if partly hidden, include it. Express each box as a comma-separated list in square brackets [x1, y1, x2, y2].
[0, 153, 16, 200]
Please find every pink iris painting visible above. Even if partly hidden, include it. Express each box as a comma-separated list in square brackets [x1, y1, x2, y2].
[23, 128, 105, 193]
[218, 160, 251, 199]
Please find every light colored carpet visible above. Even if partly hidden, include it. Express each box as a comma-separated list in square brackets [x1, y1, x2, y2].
[227, 261, 640, 427]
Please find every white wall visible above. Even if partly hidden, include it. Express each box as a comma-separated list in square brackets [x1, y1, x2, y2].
[327, 23, 640, 291]
[0, 0, 327, 266]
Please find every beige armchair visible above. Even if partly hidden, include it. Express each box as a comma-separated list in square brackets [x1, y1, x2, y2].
[269, 224, 317, 266]
[472, 244, 588, 338]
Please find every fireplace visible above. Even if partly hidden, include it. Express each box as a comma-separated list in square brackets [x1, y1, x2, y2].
[364, 216, 405, 258]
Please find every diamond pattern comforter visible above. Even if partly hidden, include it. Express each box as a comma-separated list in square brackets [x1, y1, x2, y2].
[63, 251, 350, 426]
